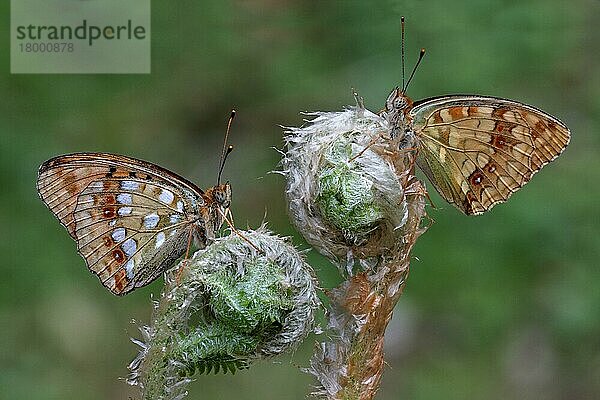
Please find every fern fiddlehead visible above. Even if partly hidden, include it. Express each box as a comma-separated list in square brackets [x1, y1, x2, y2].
[128, 228, 320, 399]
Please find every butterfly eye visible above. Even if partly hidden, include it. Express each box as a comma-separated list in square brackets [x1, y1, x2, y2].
[213, 189, 230, 208]
[394, 97, 407, 109]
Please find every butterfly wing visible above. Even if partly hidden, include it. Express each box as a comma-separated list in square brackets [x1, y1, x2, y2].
[37, 153, 206, 295]
[409, 95, 570, 215]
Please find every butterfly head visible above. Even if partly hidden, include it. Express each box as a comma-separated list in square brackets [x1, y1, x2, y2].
[202, 182, 232, 234]
[212, 182, 232, 209]
[385, 87, 413, 114]
[382, 86, 414, 139]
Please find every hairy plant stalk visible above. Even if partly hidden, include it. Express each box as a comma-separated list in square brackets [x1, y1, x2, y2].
[283, 98, 427, 399]
[310, 182, 425, 399]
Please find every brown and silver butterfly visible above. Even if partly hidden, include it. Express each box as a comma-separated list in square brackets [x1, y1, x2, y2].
[381, 85, 570, 215]
[376, 21, 570, 215]
[37, 152, 232, 295]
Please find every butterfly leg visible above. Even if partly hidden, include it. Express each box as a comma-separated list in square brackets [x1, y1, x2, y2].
[348, 134, 385, 163]
[422, 190, 437, 211]
[226, 207, 235, 227]
[217, 208, 262, 253]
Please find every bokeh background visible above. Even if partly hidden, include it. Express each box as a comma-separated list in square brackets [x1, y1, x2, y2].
[2, 0, 599, 399]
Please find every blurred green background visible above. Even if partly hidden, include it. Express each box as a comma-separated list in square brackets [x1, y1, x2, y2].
[2, 0, 599, 399]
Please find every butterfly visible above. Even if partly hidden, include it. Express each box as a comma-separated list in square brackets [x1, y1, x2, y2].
[378, 23, 570, 215]
[37, 113, 236, 295]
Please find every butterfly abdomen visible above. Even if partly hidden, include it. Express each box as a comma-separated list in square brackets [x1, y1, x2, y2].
[192, 222, 210, 249]
[129, 231, 191, 291]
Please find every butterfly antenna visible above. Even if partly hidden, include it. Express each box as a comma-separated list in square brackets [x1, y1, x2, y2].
[217, 110, 236, 184]
[218, 145, 234, 185]
[403, 48, 425, 93]
[401, 16, 406, 91]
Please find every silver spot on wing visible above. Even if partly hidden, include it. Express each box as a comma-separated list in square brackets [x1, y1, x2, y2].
[118, 206, 132, 216]
[121, 180, 140, 191]
[111, 228, 126, 242]
[155, 232, 165, 248]
[144, 213, 159, 229]
[117, 193, 132, 204]
[125, 259, 135, 279]
[159, 189, 174, 204]
[122, 238, 137, 257]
